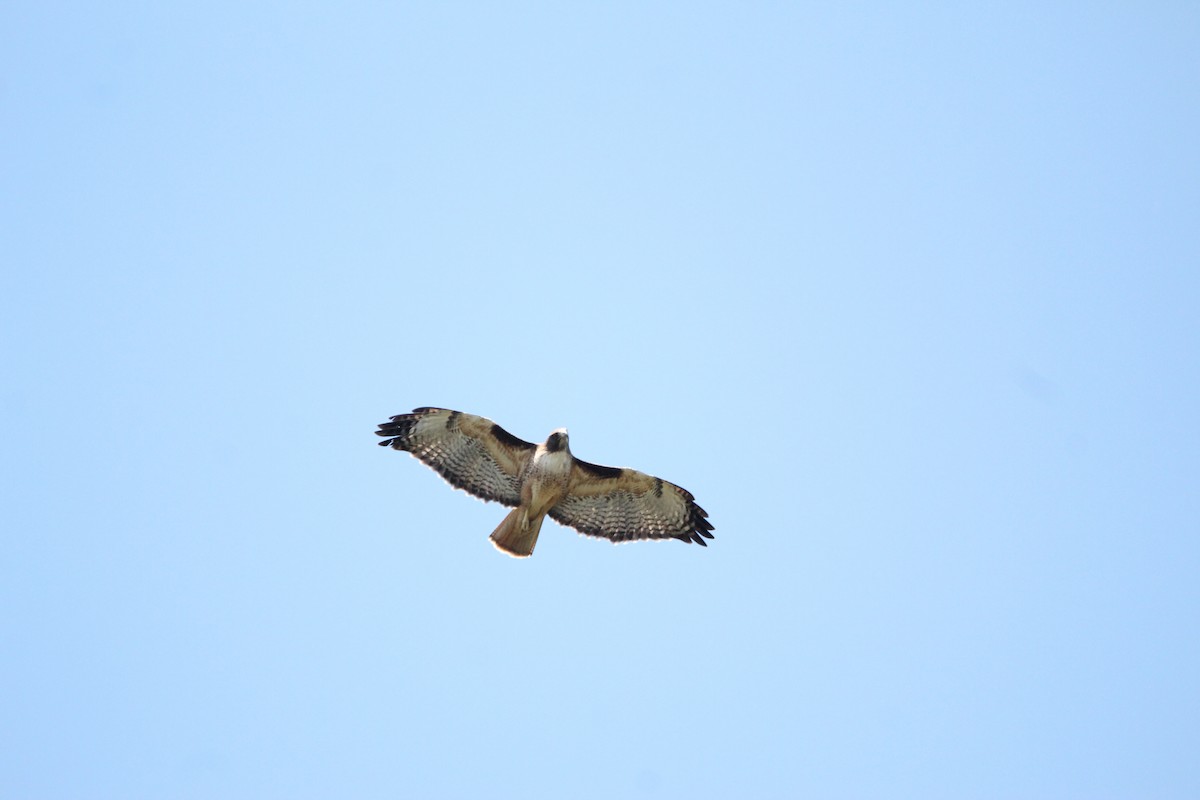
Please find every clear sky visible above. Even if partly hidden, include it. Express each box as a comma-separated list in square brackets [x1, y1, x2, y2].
[3, 3, 1198, 798]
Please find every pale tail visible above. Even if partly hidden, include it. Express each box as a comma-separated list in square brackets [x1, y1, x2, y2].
[489, 507, 546, 558]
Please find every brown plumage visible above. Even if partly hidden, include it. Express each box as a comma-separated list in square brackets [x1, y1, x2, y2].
[376, 407, 714, 557]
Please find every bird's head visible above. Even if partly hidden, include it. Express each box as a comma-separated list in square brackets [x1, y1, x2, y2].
[545, 428, 570, 452]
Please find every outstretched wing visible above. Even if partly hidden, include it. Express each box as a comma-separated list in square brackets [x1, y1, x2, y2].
[549, 459, 714, 546]
[376, 407, 536, 506]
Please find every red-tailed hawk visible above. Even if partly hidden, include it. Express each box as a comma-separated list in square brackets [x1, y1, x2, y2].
[376, 407, 714, 558]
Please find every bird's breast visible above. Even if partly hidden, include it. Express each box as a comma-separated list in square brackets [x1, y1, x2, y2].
[523, 448, 573, 514]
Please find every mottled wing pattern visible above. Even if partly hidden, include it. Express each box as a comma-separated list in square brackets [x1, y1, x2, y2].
[549, 460, 715, 546]
[376, 407, 536, 506]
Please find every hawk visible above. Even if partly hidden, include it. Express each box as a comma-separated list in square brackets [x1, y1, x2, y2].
[376, 407, 714, 558]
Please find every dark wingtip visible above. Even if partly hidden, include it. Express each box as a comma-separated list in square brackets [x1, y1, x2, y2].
[682, 502, 714, 546]
[375, 411, 425, 449]
[675, 522, 715, 547]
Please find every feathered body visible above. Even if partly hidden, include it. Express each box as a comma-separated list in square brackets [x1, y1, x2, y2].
[376, 408, 713, 558]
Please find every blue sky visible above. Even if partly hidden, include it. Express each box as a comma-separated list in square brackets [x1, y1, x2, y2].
[3, 3, 1198, 798]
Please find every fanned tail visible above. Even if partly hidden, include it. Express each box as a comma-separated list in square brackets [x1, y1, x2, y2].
[489, 507, 545, 558]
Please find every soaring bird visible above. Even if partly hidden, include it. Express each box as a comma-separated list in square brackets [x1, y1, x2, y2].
[376, 407, 713, 558]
